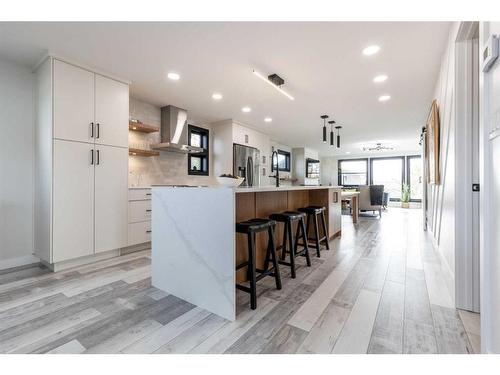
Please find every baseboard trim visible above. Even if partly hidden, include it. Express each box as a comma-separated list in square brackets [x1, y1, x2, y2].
[0, 255, 40, 271]
[43, 250, 121, 272]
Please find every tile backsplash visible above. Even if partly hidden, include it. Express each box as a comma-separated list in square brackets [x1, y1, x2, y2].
[129, 97, 215, 187]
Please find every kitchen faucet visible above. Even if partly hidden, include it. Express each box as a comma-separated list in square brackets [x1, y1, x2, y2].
[270, 150, 280, 188]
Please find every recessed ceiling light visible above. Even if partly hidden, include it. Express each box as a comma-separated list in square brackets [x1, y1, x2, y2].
[167, 72, 180, 80]
[346, 151, 351, 154]
[242, 107, 251, 113]
[264, 117, 272, 123]
[212, 93, 223, 100]
[362, 45, 381, 56]
[378, 95, 391, 102]
[373, 74, 388, 83]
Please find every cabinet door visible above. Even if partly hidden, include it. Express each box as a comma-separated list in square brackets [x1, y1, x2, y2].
[53, 140, 95, 262]
[94, 145, 128, 253]
[95, 74, 129, 148]
[53, 60, 95, 143]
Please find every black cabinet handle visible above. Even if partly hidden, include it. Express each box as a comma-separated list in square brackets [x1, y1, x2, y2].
[146, 230, 152, 233]
[146, 193, 152, 196]
[96, 150, 100, 165]
[96, 123, 100, 138]
[90, 122, 94, 138]
[146, 209, 152, 212]
[90, 149, 94, 165]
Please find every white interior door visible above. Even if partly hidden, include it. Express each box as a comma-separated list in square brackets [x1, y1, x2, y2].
[94, 145, 128, 253]
[53, 139, 95, 262]
[95, 74, 129, 148]
[53, 60, 95, 143]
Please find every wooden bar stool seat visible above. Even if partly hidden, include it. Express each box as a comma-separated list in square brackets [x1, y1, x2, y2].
[269, 211, 311, 279]
[235, 218, 282, 310]
[298, 205, 330, 257]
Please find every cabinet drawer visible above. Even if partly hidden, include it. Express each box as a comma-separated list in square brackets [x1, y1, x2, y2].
[128, 200, 151, 223]
[128, 188, 152, 201]
[128, 222, 151, 246]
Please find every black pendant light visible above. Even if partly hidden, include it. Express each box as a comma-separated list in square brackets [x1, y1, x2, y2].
[329, 120, 336, 146]
[335, 125, 342, 148]
[321, 115, 329, 143]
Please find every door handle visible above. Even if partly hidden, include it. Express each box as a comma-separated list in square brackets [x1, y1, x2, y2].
[90, 122, 94, 138]
[96, 149, 100, 165]
[96, 123, 100, 138]
[90, 149, 94, 165]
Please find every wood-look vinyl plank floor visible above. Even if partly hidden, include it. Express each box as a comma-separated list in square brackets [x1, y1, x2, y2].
[0, 209, 478, 354]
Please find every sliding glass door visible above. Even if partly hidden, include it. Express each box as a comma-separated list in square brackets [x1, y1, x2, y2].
[370, 157, 404, 201]
[408, 155, 423, 201]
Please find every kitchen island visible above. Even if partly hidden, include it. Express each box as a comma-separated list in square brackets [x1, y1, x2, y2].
[151, 185, 342, 320]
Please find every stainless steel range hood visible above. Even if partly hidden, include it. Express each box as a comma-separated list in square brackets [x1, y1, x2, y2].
[151, 105, 203, 154]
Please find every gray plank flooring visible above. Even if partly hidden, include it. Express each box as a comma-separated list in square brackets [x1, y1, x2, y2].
[0, 208, 477, 353]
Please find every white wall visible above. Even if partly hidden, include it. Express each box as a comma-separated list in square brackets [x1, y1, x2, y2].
[0, 59, 37, 269]
[321, 156, 338, 186]
[479, 21, 500, 354]
[292, 147, 319, 186]
[424, 23, 461, 303]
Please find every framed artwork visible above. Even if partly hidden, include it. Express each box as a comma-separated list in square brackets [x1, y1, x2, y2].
[426, 99, 440, 185]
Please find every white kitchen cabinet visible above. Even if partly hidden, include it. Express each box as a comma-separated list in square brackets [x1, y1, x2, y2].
[34, 56, 129, 268]
[128, 188, 152, 201]
[95, 145, 128, 253]
[52, 140, 95, 262]
[95, 74, 129, 148]
[128, 221, 152, 246]
[128, 200, 152, 223]
[53, 60, 95, 143]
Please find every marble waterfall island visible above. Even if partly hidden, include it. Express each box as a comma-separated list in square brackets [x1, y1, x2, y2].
[151, 185, 342, 321]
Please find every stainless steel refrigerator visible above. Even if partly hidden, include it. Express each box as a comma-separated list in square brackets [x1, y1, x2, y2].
[233, 143, 260, 187]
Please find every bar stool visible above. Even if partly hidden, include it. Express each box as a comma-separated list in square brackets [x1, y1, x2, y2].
[298, 206, 330, 257]
[269, 211, 311, 279]
[235, 218, 282, 310]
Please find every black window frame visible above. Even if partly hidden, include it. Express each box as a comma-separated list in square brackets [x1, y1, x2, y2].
[337, 158, 369, 188]
[187, 125, 209, 176]
[271, 149, 291, 172]
[369, 156, 405, 201]
[406, 155, 423, 202]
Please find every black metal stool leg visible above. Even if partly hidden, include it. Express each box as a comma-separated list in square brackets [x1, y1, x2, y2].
[313, 214, 321, 258]
[247, 232, 257, 310]
[300, 218, 312, 267]
[268, 226, 282, 290]
[280, 222, 287, 260]
[288, 221, 296, 278]
[321, 210, 330, 250]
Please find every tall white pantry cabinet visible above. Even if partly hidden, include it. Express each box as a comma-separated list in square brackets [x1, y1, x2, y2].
[35, 57, 129, 269]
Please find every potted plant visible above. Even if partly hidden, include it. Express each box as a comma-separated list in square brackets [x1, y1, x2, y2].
[401, 183, 410, 208]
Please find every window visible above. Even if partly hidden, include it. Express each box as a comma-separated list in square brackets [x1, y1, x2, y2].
[188, 125, 209, 176]
[338, 159, 368, 187]
[271, 149, 291, 172]
[370, 157, 404, 201]
[407, 155, 423, 201]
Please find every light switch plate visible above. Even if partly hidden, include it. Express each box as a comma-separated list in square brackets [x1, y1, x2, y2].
[482, 34, 499, 73]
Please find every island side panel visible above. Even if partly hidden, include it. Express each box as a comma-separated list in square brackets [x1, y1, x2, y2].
[151, 187, 236, 321]
[235, 192, 255, 283]
[308, 188, 342, 239]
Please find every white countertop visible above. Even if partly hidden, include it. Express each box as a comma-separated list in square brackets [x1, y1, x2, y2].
[149, 184, 342, 193]
[234, 185, 341, 193]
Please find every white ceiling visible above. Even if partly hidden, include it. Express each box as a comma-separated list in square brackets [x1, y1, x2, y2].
[0, 22, 450, 156]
